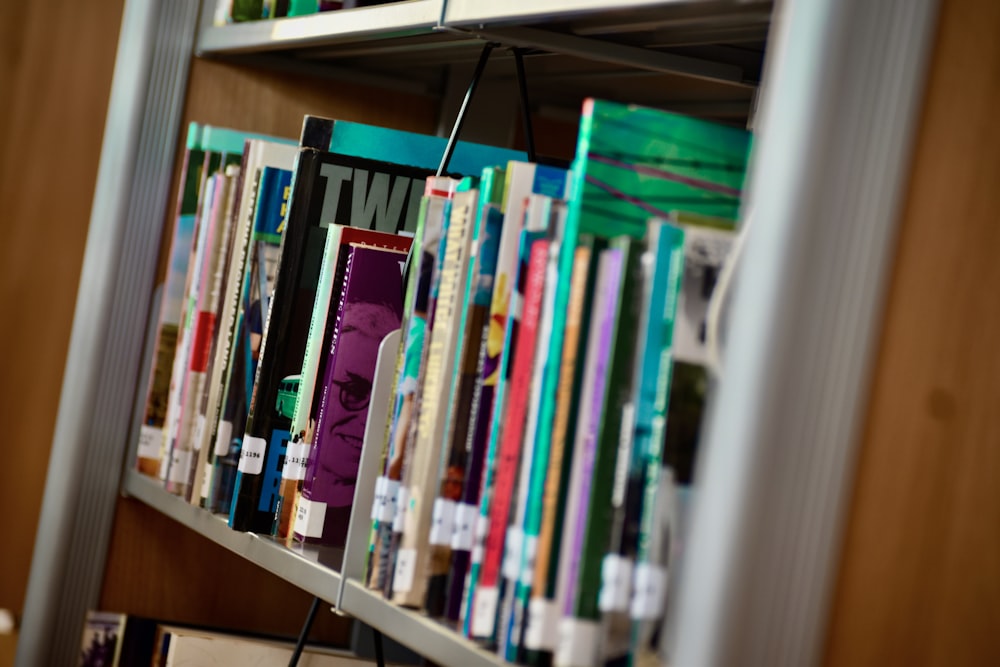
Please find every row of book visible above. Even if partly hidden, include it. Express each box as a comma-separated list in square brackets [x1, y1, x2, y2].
[79, 611, 382, 667]
[215, 0, 395, 24]
[135, 98, 749, 666]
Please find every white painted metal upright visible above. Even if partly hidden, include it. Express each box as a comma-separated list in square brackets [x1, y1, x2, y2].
[16, 1, 201, 664]
[670, 0, 939, 665]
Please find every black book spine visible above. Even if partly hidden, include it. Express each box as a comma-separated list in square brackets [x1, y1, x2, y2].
[230, 150, 322, 533]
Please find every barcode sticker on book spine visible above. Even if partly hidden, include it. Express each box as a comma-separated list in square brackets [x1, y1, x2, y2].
[192, 414, 206, 452]
[502, 527, 524, 581]
[524, 598, 559, 651]
[294, 496, 327, 539]
[168, 449, 192, 484]
[471, 514, 490, 564]
[451, 502, 477, 551]
[392, 486, 409, 533]
[381, 480, 400, 522]
[137, 425, 163, 460]
[429, 498, 457, 545]
[599, 554, 634, 613]
[556, 617, 601, 667]
[393, 548, 417, 594]
[471, 586, 499, 639]
[520, 535, 538, 587]
[214, 420, 233, 457]
[630, 562, 667, 620]
[237, 436, 266, 475]
[370, 476, 388, 520]
[200, 461, 212, 500]
[282, 441, 309, 480]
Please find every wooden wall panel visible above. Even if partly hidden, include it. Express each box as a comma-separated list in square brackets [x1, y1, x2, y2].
[825, 0, 1000, 664]
[0, 0, 124, 618]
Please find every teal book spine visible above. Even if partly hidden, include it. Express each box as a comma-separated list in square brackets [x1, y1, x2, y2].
[381, 183, 457, 596]
[441, 167, 506, 623]
[461, 162, 569, 639]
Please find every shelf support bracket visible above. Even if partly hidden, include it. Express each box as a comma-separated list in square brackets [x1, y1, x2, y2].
[288, 596, 321, 667]
[437, 41, 498, 176]
[513, 48, 537, 163]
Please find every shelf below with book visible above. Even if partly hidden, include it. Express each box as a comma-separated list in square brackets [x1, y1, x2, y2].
[123, 470, 506, 667]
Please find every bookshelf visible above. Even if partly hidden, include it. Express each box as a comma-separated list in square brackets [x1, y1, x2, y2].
[17, 0, 944, 666]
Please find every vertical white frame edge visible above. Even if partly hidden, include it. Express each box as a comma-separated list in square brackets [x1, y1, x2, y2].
[671, 0, 940, 665]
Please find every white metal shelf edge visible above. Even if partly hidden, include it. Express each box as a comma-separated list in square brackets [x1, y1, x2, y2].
[443, 0, 753, 26]
[123, 471, 342, 603]
[123, 471, 506, 666]
[340, 580, 506, 667]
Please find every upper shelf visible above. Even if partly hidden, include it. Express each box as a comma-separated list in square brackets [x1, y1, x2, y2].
[194, 0, 770, 123]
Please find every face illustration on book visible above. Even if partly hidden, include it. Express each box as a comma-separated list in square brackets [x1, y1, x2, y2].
[321, 301, 401, 507]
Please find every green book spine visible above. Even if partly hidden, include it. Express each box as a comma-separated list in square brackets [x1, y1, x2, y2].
[556, 237, 644, 665]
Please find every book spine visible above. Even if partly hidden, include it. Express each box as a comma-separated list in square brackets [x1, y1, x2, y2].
[382, 189, 455, 598]
[192, 163, 257, 505]
[293, 244, 356, 544]
[441, 191, 505, 623]
[365, 195, 433, 592]
[458, 187, 534, 634]
[162, 171, 220, 488]
[392, 192, 475, 608]
[423, 187, 485, 618]
[209, 229, 283, 514]
[188, 164, 244, 504]
[136, 141, 205, 476]
[498, 197, 561, 660]
[549, 247, 622, 667]
[175, 169, 239, 500]
[230, 150, 323, 532]
[276, 225, 345, 538]
[468, 236, 548, 642]
[295, 245, 406, 547]
[521, 244, 593, 661]
[556, 240, 639, 667]
[606, 222, 685, 660]
[202, 152, 294, 507]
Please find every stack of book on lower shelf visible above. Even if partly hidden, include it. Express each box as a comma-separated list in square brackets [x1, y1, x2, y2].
[133, 98, 751, 666]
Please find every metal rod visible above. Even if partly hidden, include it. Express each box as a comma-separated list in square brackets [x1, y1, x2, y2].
[288, 596, 322, 667]
[436, 41, 497, 177]
[513, 48, 536, 163]
[373, 627, 386, 667]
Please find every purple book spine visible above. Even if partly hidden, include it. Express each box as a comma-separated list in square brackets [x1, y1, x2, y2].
[298, 245, 406, 546]
[561, 248, 623, 616]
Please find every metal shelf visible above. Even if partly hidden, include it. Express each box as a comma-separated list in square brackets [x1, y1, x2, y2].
[340, 581, 506, 667]
[443, 0, 768, 29]
[123, 470, 505, 667]
[123, 470, 343, 604]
